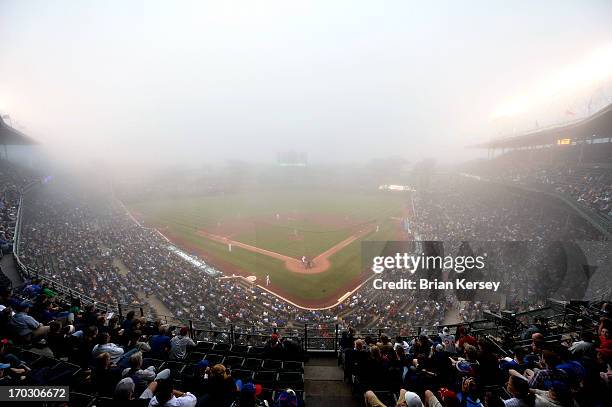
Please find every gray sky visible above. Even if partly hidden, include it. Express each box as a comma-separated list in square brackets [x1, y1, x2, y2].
[1, 0, 611, 168]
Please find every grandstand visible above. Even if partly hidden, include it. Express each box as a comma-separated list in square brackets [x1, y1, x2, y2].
[0, 112, 610, 405]
[468, 102, 612, 237]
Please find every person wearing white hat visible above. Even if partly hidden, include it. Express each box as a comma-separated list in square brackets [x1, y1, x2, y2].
[364, 389, 424, 407]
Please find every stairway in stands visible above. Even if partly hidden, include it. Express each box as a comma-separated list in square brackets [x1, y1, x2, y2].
[305, 355, 359, 407]
[1, 253, 23, 288]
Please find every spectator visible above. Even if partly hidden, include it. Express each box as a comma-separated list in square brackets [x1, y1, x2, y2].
[8, 301, 50, 341]
[364, 389, 423, 407]
[459, 377, 484, 407]
[532, 381, 577, 407]
[264, 333, 285, 359]
[114, 377, 151, 406]
[440, 327, 457, 354]
[197, 364, 238, 407]
[93, 352, 123, 397]
[150, 324, 172, 359]
[500, 347, 529, 376]
[521, 351, 568, 391]
[377, 334, 395, 359]
[122, 351, 159, 395]
[92, 332, 127, 364]
[149, 378, 197, 407]
[503, 375, 534, 407]
[169, 327, 195, 361]
[231, 382, 266, 407]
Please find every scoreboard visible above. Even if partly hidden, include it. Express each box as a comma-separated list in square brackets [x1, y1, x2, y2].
[277, 151, 308, 167]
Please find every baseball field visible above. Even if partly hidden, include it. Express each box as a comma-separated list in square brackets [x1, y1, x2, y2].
[128, 189, 409, 308]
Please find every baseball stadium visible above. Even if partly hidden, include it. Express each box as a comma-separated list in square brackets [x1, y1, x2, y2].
[1, 2, 612, 406]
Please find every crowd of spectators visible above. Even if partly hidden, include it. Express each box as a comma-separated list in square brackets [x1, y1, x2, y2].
[2, 159, 606, 338]
[412, 175, 602, 242]
[338, 306, 612, 407]
[461, 148, 612, 219]
[514, 166, 610, 218]
[0, 160, 38, 257]
[0, 280, 306, 406]
[17, 182, 453, 333]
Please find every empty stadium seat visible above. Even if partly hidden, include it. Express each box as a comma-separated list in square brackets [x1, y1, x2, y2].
[69, 392, 95, 407]
[30, 356, 60, 370]
[93, 396, 115, 407]
[231, 368, 254, 382]
[277, 371, 304, 390]
[253, 370, 277, 387]
[203, 353, 224, 365]
[262, 359, 282, 371]
[15, 349, 43, 365]
[242, 358, 263, 371]
[29, 361, 81, 386]
[223, 355, 245, 369]
[180, 364, 199, 380]
[230, 344, 249, 355]
[282, 360, 304, 373]
[247, 346, 265, 356]
[195, 341, 214, 352]
[142, 357, 165, 371]
[212, 342, 231, 353]
[161, 360, 186, 376]
[187, 351, 206, 363]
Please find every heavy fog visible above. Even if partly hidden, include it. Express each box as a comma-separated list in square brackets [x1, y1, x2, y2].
[1, 0, 612, 173]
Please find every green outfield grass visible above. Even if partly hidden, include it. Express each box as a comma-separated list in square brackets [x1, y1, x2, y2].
[128, 189, 406, 305]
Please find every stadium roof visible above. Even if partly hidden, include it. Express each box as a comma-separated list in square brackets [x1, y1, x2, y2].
[473, 102, 612, 149]
[0, 116, 37, 145]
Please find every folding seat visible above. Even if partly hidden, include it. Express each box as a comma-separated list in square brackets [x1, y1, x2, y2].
[94, 396, 115, 407]
[212, 342, 231, 354]
[161, 360, 186, 377]
[223, 355, 244, 370]
[242, 358, 262, 371]
[195, 341, 214, 352]
[142, 357, 165, 371]
[203, 353, 224, 365]
[186, 351, 206, 363]
[230, 368, 254, 382]
[29, 361, 80, 386]
[276, 371, 304, 390]
[69, 392, 94, 407]
[16, 349, 42, 365]
[230, 344, 249, 355]
[247, 346, 265, 356]
[253, 370, 276, 388]
[55, 361, 82, 385]
[261, 359, 282, 371]
[30, 355, 60, 370]
[181, 364, 198, 379]
[281, 360, 304, 373]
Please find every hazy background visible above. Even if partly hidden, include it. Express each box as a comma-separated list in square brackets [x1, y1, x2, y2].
[1, 0, 611, 169]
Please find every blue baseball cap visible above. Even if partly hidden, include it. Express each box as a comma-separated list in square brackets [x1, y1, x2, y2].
[196, 360, 209, 369]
